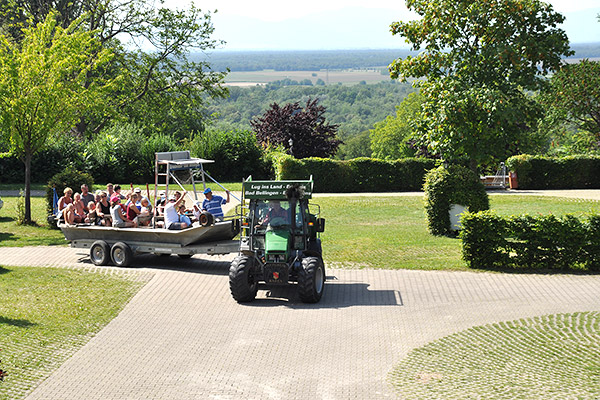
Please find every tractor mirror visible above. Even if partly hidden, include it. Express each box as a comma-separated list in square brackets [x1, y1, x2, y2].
[315, 218, 325, 232]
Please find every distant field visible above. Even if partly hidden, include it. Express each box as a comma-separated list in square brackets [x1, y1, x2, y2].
[225, 68, 391, 86]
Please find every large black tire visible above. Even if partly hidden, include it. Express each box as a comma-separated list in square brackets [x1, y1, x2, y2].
[111, 242, 133, 267]
[307, 238, 322, 257]
[298, 256, 325, 303]
[229, 256, 258, 303]
[178, 254, 192, 259]
[90, 240, 111, 266]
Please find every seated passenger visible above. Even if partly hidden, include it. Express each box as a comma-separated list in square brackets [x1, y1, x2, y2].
[80, 184, 95, 212]
[62, 203, 76, 225]
[201, 188, 229, 221]
[57, 187, 73, 218]
[85, 202, 101, 225]
[137, 198, 153, 225]
[178, 204, 192, 226]
[110, 196, 136, 228]
[164, 191, 188, 230]
[72, 193, 86, 223]
[96, 191, 111, 226]
[126, 193, 141, 223]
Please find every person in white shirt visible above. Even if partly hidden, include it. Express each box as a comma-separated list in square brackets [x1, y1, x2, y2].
[164, 190, 188, 230]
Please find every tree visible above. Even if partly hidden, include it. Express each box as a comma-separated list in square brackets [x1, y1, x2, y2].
[389, 0, 573, 171]
[0, 13, 114, 223]
[0, 0, 228, 139]
[251, 98, 341, 159]
[542, 59, 600, 141]
[370, 92, 423, 159]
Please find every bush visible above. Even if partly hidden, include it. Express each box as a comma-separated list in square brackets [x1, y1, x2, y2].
[46, 167, 94, 216]
[506, 154, 600, 189]
[276, 156, 437, 192]
[189, 129, 270, 180]
[0, 134, 85, 183]
[83, 123, 147, 184]
[461, 212, 600, 271]
[423, 165, 489, 236]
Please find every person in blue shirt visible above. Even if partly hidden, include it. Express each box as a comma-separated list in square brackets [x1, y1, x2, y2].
[201, 188, 230, 220]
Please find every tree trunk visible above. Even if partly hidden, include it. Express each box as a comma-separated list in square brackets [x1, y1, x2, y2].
[469, 158, 478, 176]
[24, 152, 32, 224]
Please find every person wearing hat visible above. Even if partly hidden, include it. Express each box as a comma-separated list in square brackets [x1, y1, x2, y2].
[110, 196, 136, 228]
[164, 190, 189, 230]
[202, 188, 230, 221]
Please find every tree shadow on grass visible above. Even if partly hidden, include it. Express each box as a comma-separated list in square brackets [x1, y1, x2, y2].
[0, 232, 16, 242]
[0, 216, 14, 223]
[0, 267, 10, 275]
[0, 316, 36, 328]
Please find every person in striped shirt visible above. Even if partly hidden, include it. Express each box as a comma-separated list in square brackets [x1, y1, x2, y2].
[201, 188, 230, 220]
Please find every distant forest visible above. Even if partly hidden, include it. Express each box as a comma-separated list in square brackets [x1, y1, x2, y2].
[207, 81, 417, 151]
[197, 44, 600, 72]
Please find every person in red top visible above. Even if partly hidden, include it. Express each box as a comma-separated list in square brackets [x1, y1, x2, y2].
[126, 193, 141, 223]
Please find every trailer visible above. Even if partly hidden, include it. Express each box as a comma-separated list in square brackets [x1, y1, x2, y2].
[58, 151, 241, 267]
[61, 222, 239, 267]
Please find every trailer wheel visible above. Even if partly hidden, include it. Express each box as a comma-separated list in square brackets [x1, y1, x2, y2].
[90, 240, 111, 266]
[298, 256, 325, 303]
[111, 242, 133, 267]
[199, 212, 214, 227]
[229, 256, 258, 302]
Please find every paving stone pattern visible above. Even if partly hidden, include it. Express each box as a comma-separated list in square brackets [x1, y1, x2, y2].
[0, 246, 597, 399]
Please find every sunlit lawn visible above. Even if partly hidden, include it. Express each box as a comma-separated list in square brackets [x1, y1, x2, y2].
[0, 197, 65, 247]
[317, 195, 600, 271]
[0, 266, 148, 400]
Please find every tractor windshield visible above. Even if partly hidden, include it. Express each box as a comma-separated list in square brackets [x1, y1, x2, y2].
[253, 200, 291, 230]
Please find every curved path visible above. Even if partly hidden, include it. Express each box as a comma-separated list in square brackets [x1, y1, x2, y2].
[0, 246, 595, 399]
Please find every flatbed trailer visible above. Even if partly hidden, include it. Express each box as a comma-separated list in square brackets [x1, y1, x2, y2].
[59, 220, 240, 267]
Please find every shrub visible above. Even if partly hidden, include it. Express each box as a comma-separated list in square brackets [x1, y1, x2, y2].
[276, 156, 437, 192]
[423, 165, 489, 236]
[461, 212, 600, 271]
[506, 154, 600, 189]
[0, 134, 85, 183]
[46, 167, 94, 216]
[83, 123, 147, 184]
[189, 129, 270, 180]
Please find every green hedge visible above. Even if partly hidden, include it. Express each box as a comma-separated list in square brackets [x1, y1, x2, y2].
[423, 165, 489, 236]
[275, 155, 437, 192]
[461, 211, 600, 271]
[506, 154, 600, 189]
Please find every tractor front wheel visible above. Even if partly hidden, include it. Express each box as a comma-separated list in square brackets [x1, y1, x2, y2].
[298, 256, 325, 303]
[229, 256, 258, 303]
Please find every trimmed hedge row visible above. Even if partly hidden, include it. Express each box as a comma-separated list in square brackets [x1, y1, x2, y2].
[506, 154, 600, 189]
[275, 155, 438, 192]
[423, 165, 489, 236]
[461, 211, 600, 271]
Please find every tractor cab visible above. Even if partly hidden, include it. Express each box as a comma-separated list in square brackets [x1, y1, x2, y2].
[229, 177, 326, 303]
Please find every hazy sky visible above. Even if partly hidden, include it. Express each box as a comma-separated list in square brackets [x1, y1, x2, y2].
[165, 0, 600, 50]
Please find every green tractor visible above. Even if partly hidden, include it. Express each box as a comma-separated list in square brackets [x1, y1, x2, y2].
[229, 177, 326, 303]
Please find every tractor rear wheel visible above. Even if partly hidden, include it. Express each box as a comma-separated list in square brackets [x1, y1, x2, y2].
[229, 256, 258, 302]
[298, 256, 325, 303]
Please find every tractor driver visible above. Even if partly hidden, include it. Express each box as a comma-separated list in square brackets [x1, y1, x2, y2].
[256, 200, 289, 228]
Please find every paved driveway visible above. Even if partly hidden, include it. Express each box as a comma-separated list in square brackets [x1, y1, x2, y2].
[0, 246, 598, 399]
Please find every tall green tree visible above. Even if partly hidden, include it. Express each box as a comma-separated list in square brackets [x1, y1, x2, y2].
[370, 92, 422, 159]
[0, 13, 114, 223]
[542, 59, 600, 142]
[0, 0, 228, 139]
[389, 0, 572, 171]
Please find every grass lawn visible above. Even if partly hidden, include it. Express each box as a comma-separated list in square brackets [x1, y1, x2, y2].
[0, 197, 65, 247]
[0, 265, 150, 400]
[317, 194, 600, 270]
